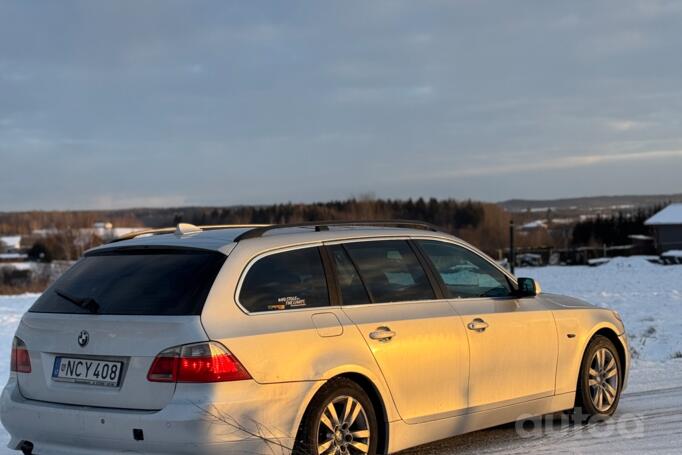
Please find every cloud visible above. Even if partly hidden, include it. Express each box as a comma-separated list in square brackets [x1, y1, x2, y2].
[416, 149, 682, 179]
[185, 64, 205, 75]
[330, 85, 435, 105]
[583, 30, 651, 56]
[632, 0, 682, 17]
[89, 195, 189, 210]
[605, 120, 647, 132]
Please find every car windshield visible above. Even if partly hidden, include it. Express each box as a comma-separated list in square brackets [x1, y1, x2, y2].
[30, 248, 226, 315]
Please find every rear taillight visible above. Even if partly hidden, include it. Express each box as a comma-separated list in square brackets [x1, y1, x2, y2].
[11, 337, 31, 373]
[147, 341, 251, 383]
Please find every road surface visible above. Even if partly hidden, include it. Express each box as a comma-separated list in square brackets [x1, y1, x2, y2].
[400, 375, 682, 454]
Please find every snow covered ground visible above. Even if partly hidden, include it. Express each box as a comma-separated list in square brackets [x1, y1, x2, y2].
[0, 257, 679, 453]
[521, 256, 682, 362]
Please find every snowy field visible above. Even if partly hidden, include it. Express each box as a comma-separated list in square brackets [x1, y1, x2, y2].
[0, 257, 680, 453]
[524, 256, 682, 362]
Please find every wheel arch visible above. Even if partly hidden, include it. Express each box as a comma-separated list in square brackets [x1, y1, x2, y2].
[573, 326, 628, 414]
[591, 327, 627, 381]
[337, 372, 389, 455]
[293, 371, 390, 455]
[577, 326, 628, 390]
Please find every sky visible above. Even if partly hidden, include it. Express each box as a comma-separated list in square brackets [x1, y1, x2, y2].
[1, 0, 682, 211]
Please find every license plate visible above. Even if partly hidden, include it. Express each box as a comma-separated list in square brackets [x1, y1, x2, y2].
[52, 357, 123, 387]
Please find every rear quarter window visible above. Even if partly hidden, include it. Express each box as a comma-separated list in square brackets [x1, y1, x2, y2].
[30, 248, 226, 315]
[239, 247, 330, 312]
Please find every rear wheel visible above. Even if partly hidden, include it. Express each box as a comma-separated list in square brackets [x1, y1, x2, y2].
[294, 378, 378, 455]
[19, 441, 33, 455]
[576, 335, 622, 417]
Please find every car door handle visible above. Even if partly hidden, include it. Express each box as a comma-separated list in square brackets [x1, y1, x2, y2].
[467, 318, 489, 332]
[369, 327, 396, 342]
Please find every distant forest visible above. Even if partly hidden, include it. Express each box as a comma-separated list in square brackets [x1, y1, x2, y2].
[176, 198, 484, 231]
[169, 198, 515, 255]
[1, 198, 514, 255]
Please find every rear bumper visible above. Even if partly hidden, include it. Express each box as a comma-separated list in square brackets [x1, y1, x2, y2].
[1, 377, 317, 455]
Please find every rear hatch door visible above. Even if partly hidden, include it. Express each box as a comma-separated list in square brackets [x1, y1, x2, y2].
[15, 247, 226, 411]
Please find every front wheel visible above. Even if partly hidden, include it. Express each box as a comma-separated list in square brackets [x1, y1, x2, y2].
[576, 335, 623, 417]
[294, 377, 378, 455]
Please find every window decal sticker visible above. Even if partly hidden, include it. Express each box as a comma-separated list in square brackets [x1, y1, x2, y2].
[279, 296, 307, 308]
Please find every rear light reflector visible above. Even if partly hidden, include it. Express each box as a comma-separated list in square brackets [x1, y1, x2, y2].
[147, 341, 251, 383]
[11, 337, 31, 373]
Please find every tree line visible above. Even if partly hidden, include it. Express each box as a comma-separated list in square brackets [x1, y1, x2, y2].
[570, 206, 661, 247]
[177, 198, 485, 231]
[2, 198, 513, 258]
[172, 198, 512, 254]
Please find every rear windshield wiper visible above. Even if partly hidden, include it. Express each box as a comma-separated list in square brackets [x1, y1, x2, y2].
[54, 288, 100, 314]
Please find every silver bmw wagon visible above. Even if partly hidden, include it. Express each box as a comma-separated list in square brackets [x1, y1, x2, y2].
[1, 221, 629, 455]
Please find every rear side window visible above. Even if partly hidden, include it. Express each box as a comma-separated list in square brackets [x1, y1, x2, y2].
[239, 247, 330, 312]
[30, 248, 226, 315]
[344, 240, 435, 303]
[328, 244, 370, 306]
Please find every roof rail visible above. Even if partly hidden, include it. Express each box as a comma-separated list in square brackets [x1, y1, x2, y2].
[107, 224, 271, 244]
[233, 220, 444, 242]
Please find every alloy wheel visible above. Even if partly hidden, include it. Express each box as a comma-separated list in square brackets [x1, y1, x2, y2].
[588, 347, 619, 413]
[316, 395, 371, 454]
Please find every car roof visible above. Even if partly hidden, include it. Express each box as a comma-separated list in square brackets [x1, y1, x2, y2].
[87, 224, 460, 256]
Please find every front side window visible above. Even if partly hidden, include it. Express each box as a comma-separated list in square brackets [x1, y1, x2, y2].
[239, 247, 329, 312]
[417, 240, 513, 298]
[343, 240, 435, 303]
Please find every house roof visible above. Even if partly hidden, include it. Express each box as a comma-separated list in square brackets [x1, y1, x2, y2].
[520, 220, 547, 230]
[0, 236, 21, 249]
[645, 204, 682, 226]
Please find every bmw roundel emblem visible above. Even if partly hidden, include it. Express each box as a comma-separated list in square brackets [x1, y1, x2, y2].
[78, 330, 89, 347]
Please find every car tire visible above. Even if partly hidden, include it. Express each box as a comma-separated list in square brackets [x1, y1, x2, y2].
[294, 377, 378, 455]
[575, 335, 623, 419]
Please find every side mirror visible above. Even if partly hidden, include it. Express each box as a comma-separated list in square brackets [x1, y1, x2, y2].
[516, 277, 541, 297]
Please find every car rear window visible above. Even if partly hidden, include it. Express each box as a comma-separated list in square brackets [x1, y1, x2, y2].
[29, 248, 226, 315]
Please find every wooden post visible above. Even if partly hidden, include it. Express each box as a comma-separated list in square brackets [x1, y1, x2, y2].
[509, 220, 515, 274]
